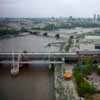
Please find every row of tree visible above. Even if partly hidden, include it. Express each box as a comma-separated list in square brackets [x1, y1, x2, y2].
[0, 29, 19, 36]
[73, 57, 96, 97]
[32, 22, 100, 31]
[0, 27, 29, 37]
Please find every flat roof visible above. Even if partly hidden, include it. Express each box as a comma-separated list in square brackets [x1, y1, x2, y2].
[85, 36, 100, 40]
[95, 41, 100, 45]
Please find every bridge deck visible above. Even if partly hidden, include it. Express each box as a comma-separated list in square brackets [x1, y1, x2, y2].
[0, 52, 76, 55]
[0, 53, 78, 61]
[0, 60, 64, 64]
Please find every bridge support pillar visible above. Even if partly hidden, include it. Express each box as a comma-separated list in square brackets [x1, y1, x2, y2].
[48, 63, 55, 72]
[49, 64, 51, 69]
[10, 54, 21, 76]
[10, 64, 19, 76]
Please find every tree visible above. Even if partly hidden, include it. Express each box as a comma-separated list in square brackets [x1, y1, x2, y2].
[74, 71, 83, 84]
[79, 81, 95, 96]
[82, 56, 93, 65]
[55, 34, 60, 39]
[44, 24, 56, 31]
[43, 32, 48, 37]
[82, 64, 93, 75]
[0, 29, 18, 36]
[82, 56, 93, 75]
[20, 27, 27, 32]
[70, 35, 74, 39]
[96, 67, 100, 75]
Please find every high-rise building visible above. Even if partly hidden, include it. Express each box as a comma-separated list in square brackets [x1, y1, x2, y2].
[97, 14, 100, 21]
[93, 14, 96, 23]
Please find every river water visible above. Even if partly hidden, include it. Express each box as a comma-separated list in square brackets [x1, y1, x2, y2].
[0, 34, 63, 53]
[0, 34, 57, 100]
[0, 65, 53, 100]
[0, 27, 97, 53]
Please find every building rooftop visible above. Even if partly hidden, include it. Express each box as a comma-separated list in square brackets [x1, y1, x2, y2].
[95, 41, 100, 45]
[85, 35, 100, 40]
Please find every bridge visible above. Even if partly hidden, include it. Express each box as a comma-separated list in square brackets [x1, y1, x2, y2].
[0, 52, 78, 65]
[0, 52, 78, 75]
[0, 52, 100, 75]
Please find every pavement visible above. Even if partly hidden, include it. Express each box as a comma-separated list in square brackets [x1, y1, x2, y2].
[55, 64, 84, 100]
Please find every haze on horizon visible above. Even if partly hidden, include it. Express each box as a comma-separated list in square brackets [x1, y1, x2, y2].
[0, 0, 100, 18]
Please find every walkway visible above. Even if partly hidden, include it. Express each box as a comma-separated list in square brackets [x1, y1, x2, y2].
[55, 64, 83, 100]
[63, 64, 80, 100]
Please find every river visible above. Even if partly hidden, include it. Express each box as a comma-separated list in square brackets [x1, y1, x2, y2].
[0, 34, 63, 53]
[0, 34, 58, 100]
[0, 64, 54, 100]
[0, 27, 97, 53]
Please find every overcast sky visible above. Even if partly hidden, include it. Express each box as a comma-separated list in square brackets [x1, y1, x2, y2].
[0, 0, 100, 17]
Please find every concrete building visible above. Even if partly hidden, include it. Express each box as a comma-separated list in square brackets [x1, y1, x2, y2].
[85, 35, 100, 40]
[95, 41, 100, 49]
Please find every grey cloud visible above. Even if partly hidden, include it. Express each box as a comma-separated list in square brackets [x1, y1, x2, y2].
[0, 0, 100, 17]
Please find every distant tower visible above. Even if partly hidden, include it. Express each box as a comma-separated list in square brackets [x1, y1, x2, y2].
[97, 14, 100, 21]
[93, 14, 96, 23]
[69, 16, 73, 22]
[69, 16, 73, 20]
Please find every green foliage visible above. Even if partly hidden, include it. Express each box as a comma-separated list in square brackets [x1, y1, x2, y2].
[64, 45, 70, 52]
[32, 27, 41, 30]
[79, 80, 95, 96]
[96, 67, 100, 75]
[74, 71, 83, 84]
[73, 63, 95, 96]
[82, 64, 93, 75]
[20, 27, 28, 32]
[43, 24, 57, 31]
[62, 67, 66, 73]
[80, 56, 93, 75]
[70, 35, 74, 39]
[32, 21, 100, 31]
[0, 29, 19, 36]
[82, 56, 93, 65]
[73, 65, 81, 72]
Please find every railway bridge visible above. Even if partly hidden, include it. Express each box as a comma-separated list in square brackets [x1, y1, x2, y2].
[0, 51, 100, 75]
[0, 52, 77, 75]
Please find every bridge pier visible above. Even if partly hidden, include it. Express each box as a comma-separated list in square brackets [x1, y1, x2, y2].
[49, 64, 55, 72]
[10, 64, 19, 76]
[10, 54, 21, 76]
